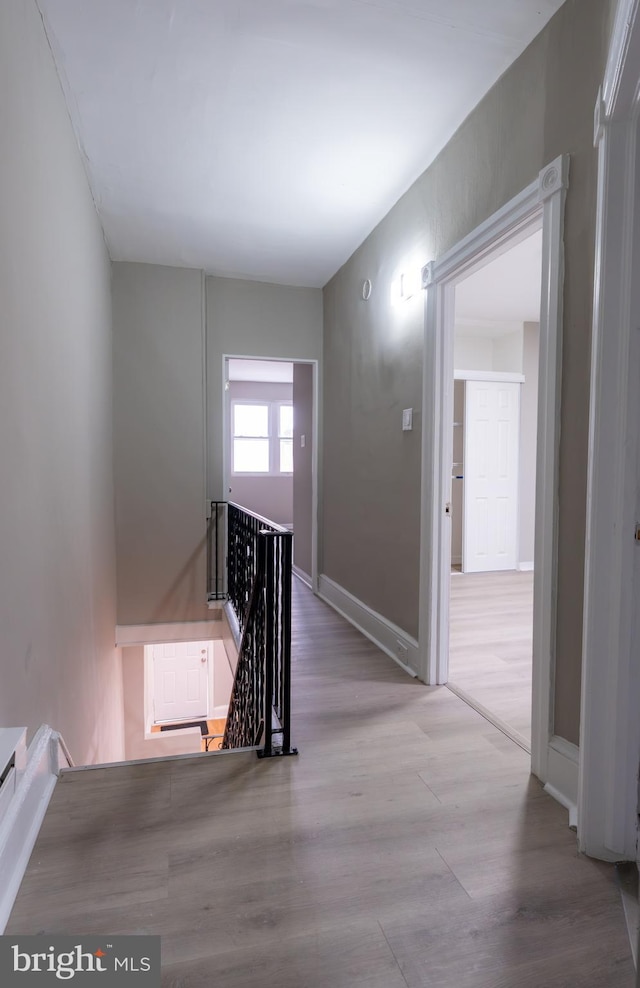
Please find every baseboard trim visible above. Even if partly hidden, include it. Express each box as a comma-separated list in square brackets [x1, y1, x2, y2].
[0, 726, 62, 933]
[293, 565, 312, 589]
[544, 735, 579, 828]
[518, 561, 534, 572]
[318, 574, 419, 678]
[116, 620, 225, 646]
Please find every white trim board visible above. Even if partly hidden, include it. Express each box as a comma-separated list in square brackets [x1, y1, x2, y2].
[318, 575, 419, 678]
[293, 564, 313, 589]
[116, 620, 225, 646]
[579, 0, 640, 863]
[544, 736, 579, 832]
[0, 726, 65, 933]
[453, 369, 525, 383]
[418, 156, 569, 799]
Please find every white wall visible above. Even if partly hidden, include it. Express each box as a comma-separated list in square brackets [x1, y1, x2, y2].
[454, 335, 494, 370]
[494, 331, 524, 372]
[0, 0, 124, 765]
[454, 328, 523, 372]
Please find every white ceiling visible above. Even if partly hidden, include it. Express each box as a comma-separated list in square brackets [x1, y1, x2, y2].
[455, 228, 543, 330]
[37, 0, 565, 288]
[228, 358, 294, 383]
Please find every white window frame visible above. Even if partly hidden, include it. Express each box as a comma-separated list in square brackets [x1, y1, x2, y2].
[231, 399, 293, 477]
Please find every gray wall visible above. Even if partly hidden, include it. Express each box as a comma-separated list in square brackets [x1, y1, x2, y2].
[112, 263, 210, 625]
[0, 0, 123, 764]
[206, 277, 323, 503]
[227, 380, 293, 525]
[519, 323, 539, 566]
[322, 0, 615, 743]
[293, 363, 314, 580]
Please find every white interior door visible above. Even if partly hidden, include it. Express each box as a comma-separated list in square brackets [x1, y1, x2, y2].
[463, 380, 520, 572]
[152, 641, 210, 724]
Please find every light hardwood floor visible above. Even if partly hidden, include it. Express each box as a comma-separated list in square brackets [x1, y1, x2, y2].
[7, 580, 634, 987]
[449, 570, 533, 747]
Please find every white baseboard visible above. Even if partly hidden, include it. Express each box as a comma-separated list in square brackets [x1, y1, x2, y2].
[0, 726, 64, 933]
[212, 705, 229, 720]
[518, 561, 534, 572]
[451, 555, 462, 566]
[318, 574, 419, 678]
[116, 620, 225, 646]
[544, 735, 579, 828]
[293, 564, 312, 589]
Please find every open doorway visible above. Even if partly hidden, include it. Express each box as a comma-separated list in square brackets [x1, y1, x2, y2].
[419, 155, 568, 793]
[224, 356, 318, 589]
[447, 230, 542, 750]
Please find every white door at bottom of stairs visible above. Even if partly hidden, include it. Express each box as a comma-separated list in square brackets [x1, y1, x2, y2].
[463, 380, 520, 573]
[152, 641, 210, 723]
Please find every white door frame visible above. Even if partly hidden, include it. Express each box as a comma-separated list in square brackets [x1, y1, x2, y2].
[222, 354, 320, 591]
[418, 155, 569, 789]
[579, 0, 640, 862]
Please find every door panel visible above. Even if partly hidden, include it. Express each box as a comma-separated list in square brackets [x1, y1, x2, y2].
[463, 380, 520, 572]
[152, 641, 210, 723]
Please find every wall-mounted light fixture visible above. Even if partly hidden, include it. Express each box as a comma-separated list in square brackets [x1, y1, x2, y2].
[391, 264, 425, 305]
[399, 268, 422, 300]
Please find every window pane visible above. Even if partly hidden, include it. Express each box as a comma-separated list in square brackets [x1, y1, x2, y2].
[280, 438, 293, 473]
[234, 438, 269, 473]
[234, 404, 269, 437]
[279, 404, 293, 439]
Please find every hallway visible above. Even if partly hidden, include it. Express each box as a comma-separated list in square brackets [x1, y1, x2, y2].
[7, 581, 634, 986]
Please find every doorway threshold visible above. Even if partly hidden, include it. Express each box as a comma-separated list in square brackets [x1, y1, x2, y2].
[446, 681, 530, 754]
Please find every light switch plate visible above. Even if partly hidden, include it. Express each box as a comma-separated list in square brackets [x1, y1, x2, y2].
[402, 408, 413, 431]
[301, 434, 306, 448]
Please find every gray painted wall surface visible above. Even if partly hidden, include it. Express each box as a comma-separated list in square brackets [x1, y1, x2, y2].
[112, 263, 209, 625]
[322, 0, 614, 743]
[293, 363, 314, 580]
[206, 277, 323, 502]
[0, 0, 123, 764]
[228, 380, 293, 525]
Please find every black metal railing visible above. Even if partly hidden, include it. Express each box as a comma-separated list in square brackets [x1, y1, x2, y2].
[208, 501, 296, 758]
[226, 502, 281, 622]
[207, 501, 227, 600]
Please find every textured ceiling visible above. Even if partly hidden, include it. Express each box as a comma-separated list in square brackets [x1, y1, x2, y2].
[38, 0, 565, 287]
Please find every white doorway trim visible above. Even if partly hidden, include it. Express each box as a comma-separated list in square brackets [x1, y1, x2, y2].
[418, 155, 569, 789]
[222, 354, 320, 591]
[579, 0, 640, 863]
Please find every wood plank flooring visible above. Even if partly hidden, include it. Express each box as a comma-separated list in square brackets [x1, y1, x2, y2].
[7, 580, 634, 987]
[449, 570, 533, 745]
